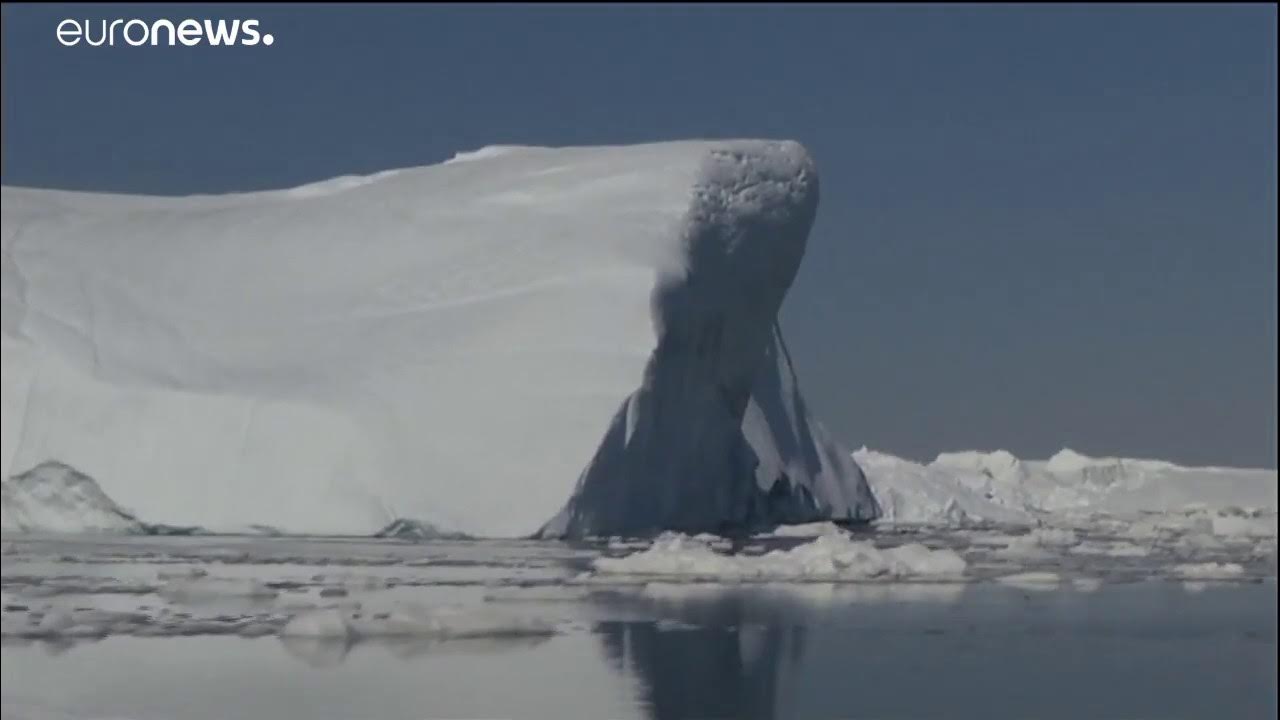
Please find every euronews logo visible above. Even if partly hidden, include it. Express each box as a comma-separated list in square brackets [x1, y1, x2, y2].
[56, 18, 274, 47]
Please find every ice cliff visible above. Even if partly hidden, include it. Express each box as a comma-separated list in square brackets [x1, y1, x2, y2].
[1, 140, 879, 537]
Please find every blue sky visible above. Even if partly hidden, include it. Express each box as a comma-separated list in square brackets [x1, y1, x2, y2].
[3, 4, 1275, 466]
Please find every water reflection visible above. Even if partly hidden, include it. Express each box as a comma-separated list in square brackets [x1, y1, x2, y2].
[278, 633, 553, 668]
[278, 635, 352, 668]
[594, 580, 1277, 720]
[588, 576, 962, 717]
[592, 582, 969, 720]
[599, 620, 786, 720]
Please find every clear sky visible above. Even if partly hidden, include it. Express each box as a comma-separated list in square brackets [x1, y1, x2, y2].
[3, 4, 1276, 467]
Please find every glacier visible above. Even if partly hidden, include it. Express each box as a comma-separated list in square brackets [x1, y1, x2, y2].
[1, 139, 879, 538]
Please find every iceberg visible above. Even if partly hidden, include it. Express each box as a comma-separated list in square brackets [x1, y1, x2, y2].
[929, 448, 1277, 517]
[1, 460, 147, 534]
[1, 140, 878, 537]
[858, 447, 1276, 527]
[1, 460, 199, 535]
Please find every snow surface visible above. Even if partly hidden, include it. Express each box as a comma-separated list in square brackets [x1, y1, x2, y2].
[1, 140, 877, 538]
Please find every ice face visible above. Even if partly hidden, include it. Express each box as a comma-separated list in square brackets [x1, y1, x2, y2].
[1, 139, 878, 537]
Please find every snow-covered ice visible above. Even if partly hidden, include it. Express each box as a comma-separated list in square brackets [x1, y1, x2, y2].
[2, 140, 877, 538]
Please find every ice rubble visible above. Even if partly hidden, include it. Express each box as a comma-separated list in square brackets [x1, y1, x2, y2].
[1, 140, 877, 538]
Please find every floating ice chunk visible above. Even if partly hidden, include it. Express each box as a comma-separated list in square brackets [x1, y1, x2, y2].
[1069, 540, 1151, 558]
[1211, 513, 1277, 539]
[595, 534, 736, 577]
[1253, 539, 1276, 559]
[593, 532, 965, 581]
[1170, 533, 1227, 555]
[757, 522, 846, 538]
[1071, 577, 1104, 592]
[1173, 562, 1246, 579]
[636, 530, 733, 551]
[995, 572, 1062, 590]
